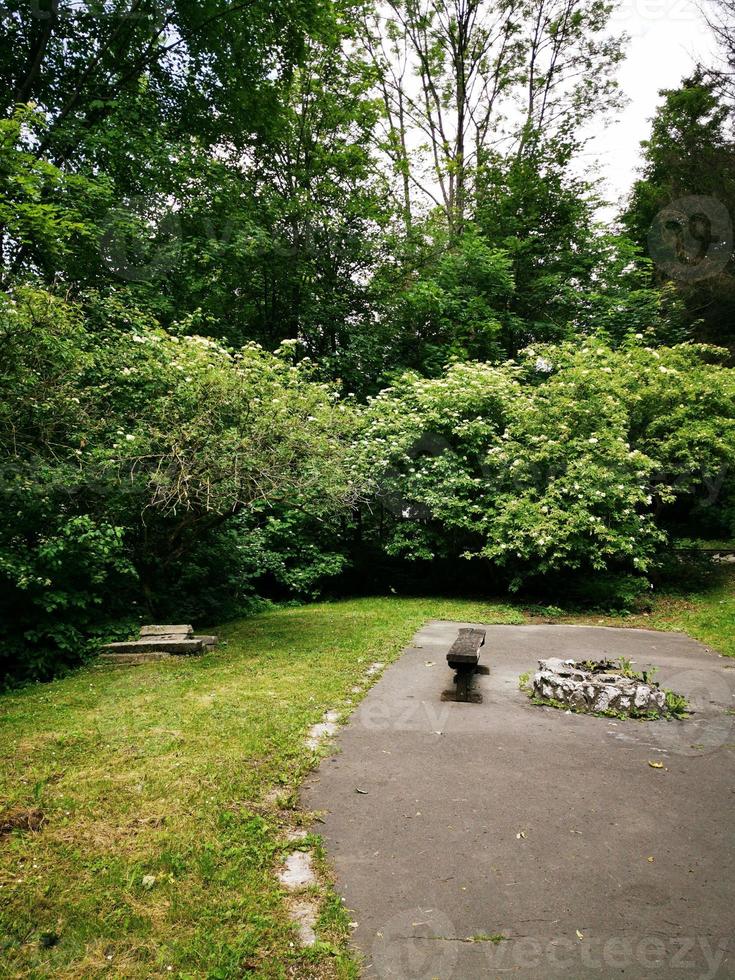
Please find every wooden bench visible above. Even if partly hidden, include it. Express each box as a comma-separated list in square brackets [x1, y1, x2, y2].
[446, 628, 486, 702]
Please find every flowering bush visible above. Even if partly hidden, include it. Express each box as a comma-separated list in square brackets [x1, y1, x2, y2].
[0, 288, 357, 682]
[352, 339, 735, 601]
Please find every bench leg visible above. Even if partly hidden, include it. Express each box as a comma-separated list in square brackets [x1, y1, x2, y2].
[455, 667, 474, 702]
[443, 661, 483, 703]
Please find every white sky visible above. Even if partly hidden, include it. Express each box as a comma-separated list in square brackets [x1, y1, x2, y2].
[590, 0, 718, 207]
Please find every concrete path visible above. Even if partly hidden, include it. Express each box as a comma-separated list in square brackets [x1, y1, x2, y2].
[303, 623, 735, 979]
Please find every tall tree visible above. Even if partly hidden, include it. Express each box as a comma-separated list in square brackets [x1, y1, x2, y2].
[0, 1, 320, 163]
[0, 0, 391, 391]
[705, 0, 735, 101]
[159, 22, 391, 380]
[622, 76, 735, 348]
[360, 0, 625, 234]
[0, 1, 333, 286]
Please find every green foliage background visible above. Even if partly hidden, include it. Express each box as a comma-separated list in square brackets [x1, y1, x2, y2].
[1, 0, 734, 681]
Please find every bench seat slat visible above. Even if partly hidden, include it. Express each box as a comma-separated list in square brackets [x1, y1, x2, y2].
[446, 627, 485, 667]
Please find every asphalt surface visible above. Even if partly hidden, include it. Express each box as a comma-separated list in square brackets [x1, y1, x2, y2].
[302, 623, 735, 979]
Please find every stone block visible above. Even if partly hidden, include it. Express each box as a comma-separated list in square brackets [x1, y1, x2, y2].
[139, 624, 193, 638]
[98, 651, 173, 665]
[102, 638, 205, 655]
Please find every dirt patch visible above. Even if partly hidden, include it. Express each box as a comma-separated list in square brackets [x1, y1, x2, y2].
[0, 807, 45, 837]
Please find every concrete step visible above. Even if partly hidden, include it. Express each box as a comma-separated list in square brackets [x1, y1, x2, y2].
[99, 651, 174, 665]
[101, 638, 206, 656]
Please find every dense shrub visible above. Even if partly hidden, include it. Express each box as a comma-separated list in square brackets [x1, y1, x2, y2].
[3, 280, 734, 681]
[0, 288, 356, 683]
[352, 339, 735, 602]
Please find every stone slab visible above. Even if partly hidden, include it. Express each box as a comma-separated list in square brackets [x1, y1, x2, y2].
[278, 850, 318, 890]
[287, 898, 318, 946]
[139, 624, 193, 637]
[98, 652, 173, 665]
[303, 622, 735, 979]
[101, 638, 205, 655]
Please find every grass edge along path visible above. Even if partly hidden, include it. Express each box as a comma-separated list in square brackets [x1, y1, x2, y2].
[532, 566, 735, 659]
[0, 575, 733, 978]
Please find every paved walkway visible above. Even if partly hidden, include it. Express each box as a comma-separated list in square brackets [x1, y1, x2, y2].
[303, 623, 735, 979]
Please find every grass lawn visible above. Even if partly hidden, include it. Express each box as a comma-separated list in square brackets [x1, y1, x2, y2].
[0, 574, 733, 978]
[527, 565, 735, 659]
